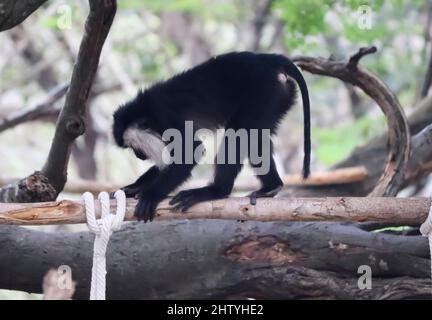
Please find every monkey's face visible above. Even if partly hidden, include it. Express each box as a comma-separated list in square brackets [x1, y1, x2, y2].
[113, 92, 168, 168]
[132, 147, 147, 161]
[114, 115, 167, 169]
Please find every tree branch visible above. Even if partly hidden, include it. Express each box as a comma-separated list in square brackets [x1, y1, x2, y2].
[251, 0, 275, 51]
[0, 1, 117, 203]
[347, 46, 377, 69]
[0, 197, 429, 225]
[406, 123, 432, 181]
[42, 0, 117, 195]
[0, 83, 68, 133]
[420, 2, 432, 99]
[293, 46, 411, 197]
[0, 0, 47, 31]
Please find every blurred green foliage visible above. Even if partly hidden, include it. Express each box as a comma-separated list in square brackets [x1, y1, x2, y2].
[313, 115, 386, 165]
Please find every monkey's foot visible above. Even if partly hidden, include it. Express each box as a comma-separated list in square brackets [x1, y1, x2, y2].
[170, 186, 227, 212]
[248, 185, 282, 205]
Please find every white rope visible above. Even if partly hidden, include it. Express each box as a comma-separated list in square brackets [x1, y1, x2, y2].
[420, 199, 432, 284]
[82, 190, 126, 300]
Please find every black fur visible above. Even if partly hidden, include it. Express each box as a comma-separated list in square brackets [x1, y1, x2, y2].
[113, 51, 311, 221]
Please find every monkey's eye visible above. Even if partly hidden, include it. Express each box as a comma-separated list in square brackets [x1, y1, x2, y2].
[137, 119, 149, 130]
[133, 148, 147, 161]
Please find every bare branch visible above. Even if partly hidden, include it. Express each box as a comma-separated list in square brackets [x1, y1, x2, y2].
[251, 0, 275, 51]
[0, 81, 125, 134]
[406, 123, 432, 181]
[0, 197, 429, 225]
[41, 0, 117, 195]
[419, 2, 432, 99]
[347, 46, 377, 69]
[0, 83, 68, 133]
[0, 1, 117, 203]
[0, 0, 47, 31]
[293, 47, 411, 197]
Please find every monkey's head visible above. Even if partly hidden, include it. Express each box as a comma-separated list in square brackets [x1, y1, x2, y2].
[113, 93, 167, 168]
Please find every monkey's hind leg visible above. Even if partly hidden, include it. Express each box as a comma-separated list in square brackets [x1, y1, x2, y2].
[170, 162, 243, 212]
[170, 130, 245, 212]
[248, 155, 283, 205]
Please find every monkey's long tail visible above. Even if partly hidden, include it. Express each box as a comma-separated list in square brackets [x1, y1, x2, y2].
[278, 56, 311, 179]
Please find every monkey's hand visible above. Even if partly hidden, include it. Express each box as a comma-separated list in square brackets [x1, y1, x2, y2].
[135, 191, 163, 222]
[109, 185, 140, 199]
[121, 185, 140, 198]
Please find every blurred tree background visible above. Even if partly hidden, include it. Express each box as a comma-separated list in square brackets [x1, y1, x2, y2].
[1, 0, 429, 191]
[2, 0, 432, 300]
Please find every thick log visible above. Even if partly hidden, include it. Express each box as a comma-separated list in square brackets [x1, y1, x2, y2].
[0, 220, 430, 299]
[0, 197, 430, 225]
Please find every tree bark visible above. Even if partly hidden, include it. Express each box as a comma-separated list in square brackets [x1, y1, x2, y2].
[0, 0, 47, 31]
[42, 0, 117, 194]
[0, 171, 56, 203]
[0, 220, 430, 299]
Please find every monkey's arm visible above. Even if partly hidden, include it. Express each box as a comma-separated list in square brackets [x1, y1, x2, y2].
[120, 166, 160, 198]
[135, 139, 203, 222]
[135, 162, 197, 222]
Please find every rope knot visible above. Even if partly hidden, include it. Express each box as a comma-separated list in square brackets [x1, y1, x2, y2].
[82, 190, 126, 300]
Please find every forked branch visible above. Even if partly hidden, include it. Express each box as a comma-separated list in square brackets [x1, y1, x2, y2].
[293, 46, 410, 196]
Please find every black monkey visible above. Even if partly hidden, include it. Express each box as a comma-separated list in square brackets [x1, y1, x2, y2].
[113, 52, 311, 222]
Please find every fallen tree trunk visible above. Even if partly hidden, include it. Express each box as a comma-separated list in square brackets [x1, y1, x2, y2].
[0, 197, 430, 225]
[0, 220, 430, 299]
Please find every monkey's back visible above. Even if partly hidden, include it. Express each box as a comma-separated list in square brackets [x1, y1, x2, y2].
[147, 52, 298, 131]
